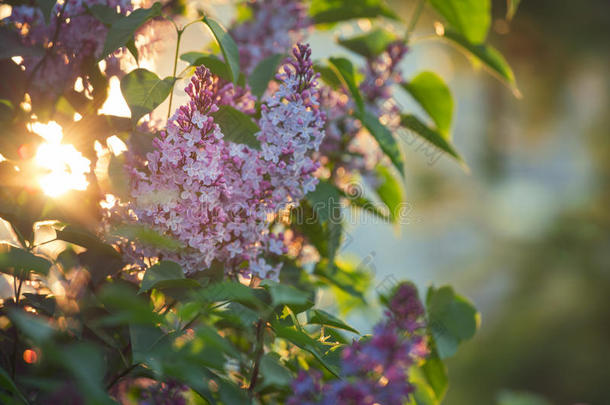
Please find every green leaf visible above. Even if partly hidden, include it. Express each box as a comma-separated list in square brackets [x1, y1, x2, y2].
[0, 27, 44, 59]
[100, 2, 162, 59]
[441, 29, 519, 95]
[120, 68, 175, 124]
[196, 281, 266, 311]
[310, 0, 399, 24]
[248, 54, 284, 99]
[58, 343, 113, 404]
[421, 343, 449, 401]
[55, 226, 121, 258]
[426, 285, 480, 358]
[360, 110, 405, 176]
[401, 71, 454, 135]
[265, 282, 314, 313]
[428, 0, 491, 44]
[307, 309, 359, 334]
[97, 283, 160, 326]
[0, 366, 28, 404]
[306, 180, 342, 224]
[338, 28, 398, 59]
[258, 354, 292, 391]
[314, 64, 343, 90]
[139, 261, 200, 293]
[36, 0, 56, 25]
[374, 165, 405, 223]
[400, 114, 464, 164]
[506, 0, 522, 21]
[87, 4, 121, 26]
[111, 224, 184, 252]
[211, 105, 261, 149]
[328, 57, 364, 113]
[409, 371, 440, 405]
[129, 324, 166, 364]
[0, 246, 51, 276]
[7, 309, 55, 343]
[180, 52, 233, 82]
[203, 17, 240, 84]
[272, 324, 341, 377]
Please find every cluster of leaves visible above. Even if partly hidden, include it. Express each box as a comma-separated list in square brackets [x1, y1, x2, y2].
[0, 0, 521, 403]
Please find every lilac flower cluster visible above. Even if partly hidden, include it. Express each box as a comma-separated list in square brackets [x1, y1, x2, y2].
[287, 282, 428, 405]
[318, 41, 409, 187]
[125, 44, 324, 279]
[4, 0, 166, 104]
[230, 0, 311, 74]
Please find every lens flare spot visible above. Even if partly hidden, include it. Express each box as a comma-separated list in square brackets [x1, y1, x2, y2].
[30, 121, 91, 197]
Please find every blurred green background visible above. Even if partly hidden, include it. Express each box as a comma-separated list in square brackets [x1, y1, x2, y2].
[336, 0, 610, 404]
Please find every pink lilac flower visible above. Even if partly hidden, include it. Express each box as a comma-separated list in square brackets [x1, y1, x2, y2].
[287, 282, 428, 405]
[5, 0, 167, 105]
[230, 0, 311, 74]
[121, 44, 324, 279]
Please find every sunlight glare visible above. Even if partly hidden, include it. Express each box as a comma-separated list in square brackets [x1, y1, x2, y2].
[31, 121, 91, 197]
[98, 77, 131, 117]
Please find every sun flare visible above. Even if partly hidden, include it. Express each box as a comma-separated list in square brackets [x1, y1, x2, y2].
[30, 121, 91, 197]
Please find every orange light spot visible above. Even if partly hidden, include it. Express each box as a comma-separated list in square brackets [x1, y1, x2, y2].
[23, 349, 38, 364]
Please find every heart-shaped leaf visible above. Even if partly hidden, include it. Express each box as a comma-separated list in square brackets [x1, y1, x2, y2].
[120, 68, 175, 124]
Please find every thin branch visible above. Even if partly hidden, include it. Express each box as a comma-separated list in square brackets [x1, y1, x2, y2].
[247, 320, 265, 394]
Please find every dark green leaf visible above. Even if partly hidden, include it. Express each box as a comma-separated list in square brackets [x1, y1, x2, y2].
[374, 165, 405, 223]
[129, 324, 166, 364]
[36, 0, 56, 25]
[441, 29, 519, 95]
[211, 105, 261, 149]
[421, 343, 448, 401]
[55, 226, 121, 259]
[111, 224, 184, 252]
[426, 285, 480, 358]
[248, 53, 284, 99]
[0, 246, 51, 276]
[0, 366, 28, 404]
[180, 52, 233, 82]
[196, 281, 266, 310]
[360, 110, 405, 176]
[258, 354, 292, 391]
[307, 180, 342, 224]
[307, 309, 359, 334]
[203, 17, 240, 84]
[328, 57, 364, 113]
[100, 2, 162, 59]
[58, 343, 113, 404]
[314, 64, 343, 89]
[401, 71, 453, 135]
[310, 0, 399, 24]
[97, 283, 159, 326]
[265, 281, 313, 313]
[0, 27, 45, 59]
[120, 68, 175, 124]
[87, 4, 121, 25]
[338, 28, 398, 59]
[139, 261, 200, 293]
[272, 323, 340, 376]
[7, 309, 55, 343]
[428, 0, 491, 44]
[400, 114, 464, 164]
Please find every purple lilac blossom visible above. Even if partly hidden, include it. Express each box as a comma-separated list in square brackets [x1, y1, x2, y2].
[287, 282, 428, 405]
[119, 44, 324, 279]
[229, 0, 311, 74]
[5, 0, 167, 104]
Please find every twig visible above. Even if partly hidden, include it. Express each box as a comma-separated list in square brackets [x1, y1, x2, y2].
[247, 320, 265, 394]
